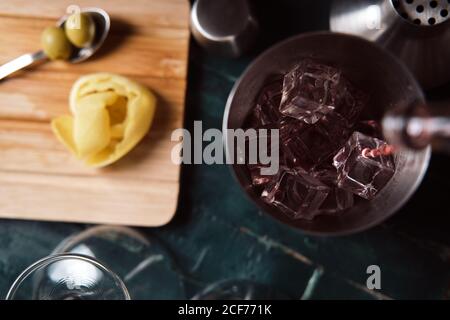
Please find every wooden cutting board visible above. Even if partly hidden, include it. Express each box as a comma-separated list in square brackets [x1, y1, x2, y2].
[0, 0, 190, 226]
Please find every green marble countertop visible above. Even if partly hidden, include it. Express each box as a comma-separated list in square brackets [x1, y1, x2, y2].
[0, 0, 449, 300]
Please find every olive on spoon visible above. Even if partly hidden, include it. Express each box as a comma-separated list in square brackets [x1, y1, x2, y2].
[0, 7, 110, 81]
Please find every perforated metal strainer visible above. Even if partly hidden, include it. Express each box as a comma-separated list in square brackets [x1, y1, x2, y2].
[393, 0, 449, 25]
[330, 0, 450, 89]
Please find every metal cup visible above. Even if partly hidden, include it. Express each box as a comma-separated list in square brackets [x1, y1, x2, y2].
[223, 32, 431, 236]
[190, 0, 259, 57]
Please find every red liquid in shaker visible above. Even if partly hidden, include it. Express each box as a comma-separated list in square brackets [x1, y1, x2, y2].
[244, 59, 396, 221]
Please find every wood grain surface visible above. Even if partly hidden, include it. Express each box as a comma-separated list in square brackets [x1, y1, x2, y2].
[0, 0, 190, 226]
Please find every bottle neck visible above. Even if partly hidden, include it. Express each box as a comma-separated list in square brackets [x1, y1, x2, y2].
[382, 102, 450, 153]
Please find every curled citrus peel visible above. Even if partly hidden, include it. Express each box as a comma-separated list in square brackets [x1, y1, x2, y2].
[52, 73, 156, 167]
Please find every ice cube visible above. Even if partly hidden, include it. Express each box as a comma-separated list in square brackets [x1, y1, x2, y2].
[281, 112, 350, 171]
[319, 111, 352, 147]
[261, 169, 330, 220]
[313, 168, 354, 215]
[244, 128, 281, 186]
[277, 118, 308, 166]
[320, 188, 354, 215]
[331, 78, 367, 126]
[278, 117, 303, 141]
[248, 78, 283, 128]
[258, 77, 283, 106]
[279, 61, 339, 124]
[279, 60, 367, 126]
[248, 164, 275, 186]
[333, 132, 395, 200]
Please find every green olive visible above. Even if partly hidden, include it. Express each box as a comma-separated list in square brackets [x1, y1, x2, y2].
[41, 26, 72, 60]
[64, 13, 95, 48]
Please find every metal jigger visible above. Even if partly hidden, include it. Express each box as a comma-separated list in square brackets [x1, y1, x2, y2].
[190, 0, 259, 57]
[330, 0, 450, 90]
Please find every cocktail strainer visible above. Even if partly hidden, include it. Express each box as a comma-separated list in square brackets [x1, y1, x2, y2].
[394, 0, 449, 25]
[330, 0, 450, 89]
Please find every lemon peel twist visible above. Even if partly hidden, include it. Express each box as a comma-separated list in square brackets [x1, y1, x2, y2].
[52, 73, 156, 167]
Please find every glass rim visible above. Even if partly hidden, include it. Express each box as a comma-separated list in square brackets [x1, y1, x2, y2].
[5, 253, 131, 300]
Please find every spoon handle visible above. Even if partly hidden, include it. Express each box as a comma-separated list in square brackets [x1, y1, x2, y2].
[0, 50, 47, 81]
